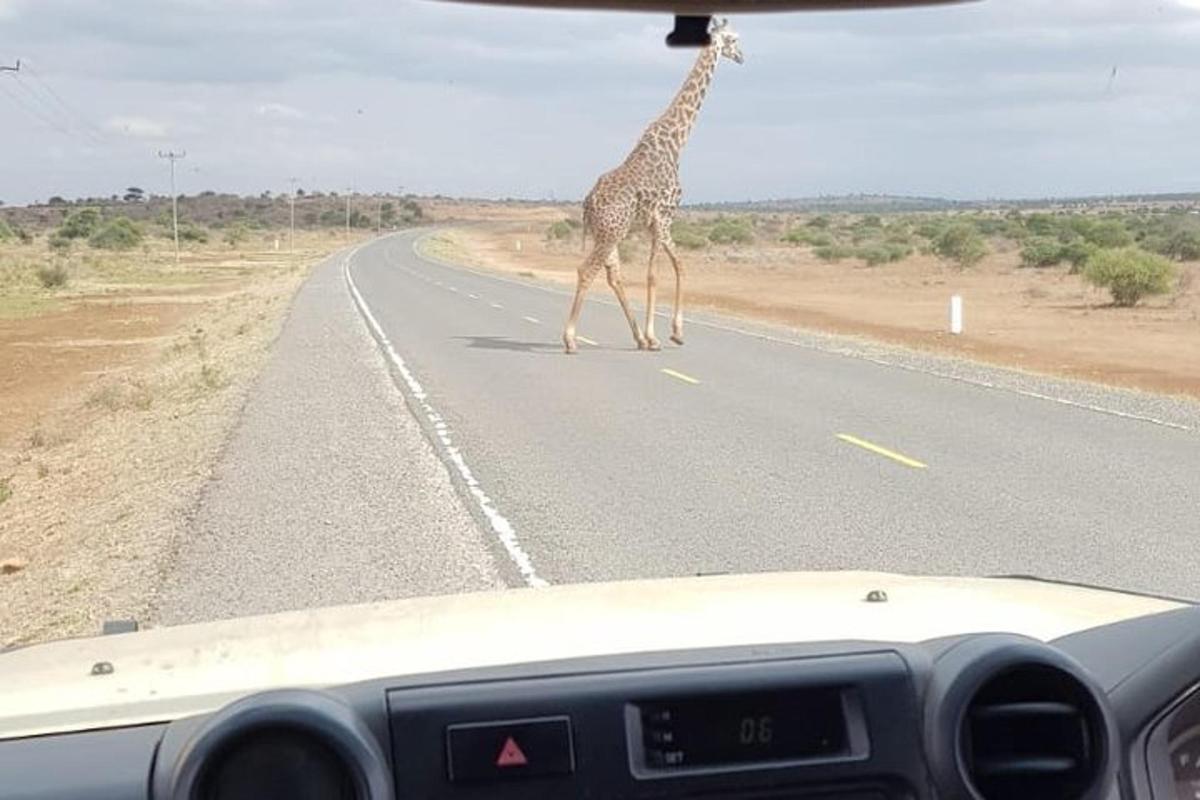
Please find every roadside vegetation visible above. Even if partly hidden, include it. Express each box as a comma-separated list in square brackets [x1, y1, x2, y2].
[541, 202, 1199, 308]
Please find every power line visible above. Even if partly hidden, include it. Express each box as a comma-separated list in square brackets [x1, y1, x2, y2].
[19, 60, 107, 142]
[0, 74, 78, 139]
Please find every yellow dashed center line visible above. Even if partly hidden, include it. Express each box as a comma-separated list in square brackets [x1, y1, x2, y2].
[661, 368, 701, 385]
[577, 336, 598, 346]
[836, 434, 927, 470]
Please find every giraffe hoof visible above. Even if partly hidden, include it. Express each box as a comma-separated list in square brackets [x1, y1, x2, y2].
[670, 334, 684, 346]
[646, 338, 661, 351]
[636, 339, 649, 351]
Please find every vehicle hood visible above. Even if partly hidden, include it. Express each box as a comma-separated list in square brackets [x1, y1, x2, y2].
[0, 570, 1183, 739]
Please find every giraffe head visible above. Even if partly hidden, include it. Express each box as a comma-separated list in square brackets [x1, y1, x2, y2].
[710, 18, 744, 65]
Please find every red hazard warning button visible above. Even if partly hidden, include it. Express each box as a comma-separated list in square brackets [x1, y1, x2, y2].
[446, 716, 574, 783]
[495, 736, 528, 768]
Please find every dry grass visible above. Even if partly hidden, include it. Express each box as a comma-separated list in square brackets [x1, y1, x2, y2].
[0, 228, 361, 647]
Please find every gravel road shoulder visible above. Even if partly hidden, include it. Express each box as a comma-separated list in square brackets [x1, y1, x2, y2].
[152, 246, 503, 627]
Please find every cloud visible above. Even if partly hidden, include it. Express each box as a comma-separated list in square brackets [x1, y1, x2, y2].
[104, 115, 169, 139]
[255, 102, 306, 119]
[0, 0, 1197, 204]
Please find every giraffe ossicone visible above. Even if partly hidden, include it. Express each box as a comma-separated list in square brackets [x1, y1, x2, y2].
[562, 20, 744, 355]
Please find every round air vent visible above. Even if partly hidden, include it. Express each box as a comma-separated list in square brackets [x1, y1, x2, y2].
[162, 689, 393, 800]
[924, 635, 1117, 800]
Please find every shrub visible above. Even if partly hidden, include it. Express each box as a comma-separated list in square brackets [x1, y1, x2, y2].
[671, 222, 708, 250]
[1084, 219, 1133, 248]
[1083, 247, 1176, 307]
[814, 244, 855, 262]
[807, 215, 831, 229]
[781, 228, 833, 247]
[546, 220, 573, 241]
[48, 234, 71, 253]
[36, 262, 69, 288]
[1162, 228, 1200, 261]
[780, 228, 811, 245]
[58, 208, 101, 239]
[1061, 239, 1096, 273]
[14, 226, 32, 245]
[855, 241, 913, 266]
[707, 217, 754, 245]
[89, 218, 143, 250]
[1020, 237, 1064, 268]
[933, 223, 987, 268]
[0, 218, 13, 242]
[177, 222, 209, 243]
[223, 223, 250, 247]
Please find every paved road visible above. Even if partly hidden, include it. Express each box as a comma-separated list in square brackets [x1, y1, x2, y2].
[158, 228, 1200, 621]
[347, 230, 1199, 600]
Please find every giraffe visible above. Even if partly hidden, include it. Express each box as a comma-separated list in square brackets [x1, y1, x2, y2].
[562, 18, 744, 355]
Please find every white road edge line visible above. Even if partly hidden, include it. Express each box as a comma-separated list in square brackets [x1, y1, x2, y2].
[343, 246, 549, 589]
[411, 234, 1193, 433]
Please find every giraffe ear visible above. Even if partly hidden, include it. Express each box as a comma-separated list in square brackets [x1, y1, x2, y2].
[710, 17, 727, 33]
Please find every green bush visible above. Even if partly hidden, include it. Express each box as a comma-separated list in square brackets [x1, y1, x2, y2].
[36, 262, 69, 288]
[814, 244, 855, 262]
[1083, 247, 1177, 307]
[780, 228, 811, 245]
[1161, 228, 1200, 261]
[546, 220, 573, 241]
[223, 223, 250, 247]
[670, 222, 708, 250]
[1061, 239, 1096, 273]
[707, 218, 753, 245]
[177, 222, 209, 243]
[933, 223, 987, 268]
[1020, 236, 1064, 268]
[88, 218, 143, 250]
[58, 208, 101, 239]
[1084, 219, 1133, 248]
[780, 228, 832, 247]
[0, 218, 13, 242]
[48, 233, 71, 253]
[855, 241, 913, 266]
[807, 215, 831, 229]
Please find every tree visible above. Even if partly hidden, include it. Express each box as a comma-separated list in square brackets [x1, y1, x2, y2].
[123, 187, 145, 203]
[1083, 247, 1176, 307]
[933, 223, 987, 268]
[47, 196, 67, 206]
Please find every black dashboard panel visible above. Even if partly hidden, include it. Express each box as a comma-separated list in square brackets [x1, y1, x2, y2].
[5, 606, 1200, 800]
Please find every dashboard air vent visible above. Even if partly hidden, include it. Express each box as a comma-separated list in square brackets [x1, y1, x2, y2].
[962, 664, 1101, 800]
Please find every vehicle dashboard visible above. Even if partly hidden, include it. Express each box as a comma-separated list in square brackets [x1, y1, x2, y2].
[3, 604, 1200, 800]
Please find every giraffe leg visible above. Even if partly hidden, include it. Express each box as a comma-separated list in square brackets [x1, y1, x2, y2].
[563, 261, 600, 355]
[644, 238, 660, 351]
[605, 254, 648, 350]
[663, 240, 685, 345]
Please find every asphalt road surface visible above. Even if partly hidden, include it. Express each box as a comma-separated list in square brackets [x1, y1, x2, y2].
[158, 229, 1200, 621]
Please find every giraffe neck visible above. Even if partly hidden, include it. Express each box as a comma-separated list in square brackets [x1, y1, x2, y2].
[650, 45, 720, 160]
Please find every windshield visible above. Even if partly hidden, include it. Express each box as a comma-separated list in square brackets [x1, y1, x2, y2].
[1, 0, 1198, 650]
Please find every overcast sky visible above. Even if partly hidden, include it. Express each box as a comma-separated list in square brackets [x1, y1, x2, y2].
[0, 0, 1197, 205]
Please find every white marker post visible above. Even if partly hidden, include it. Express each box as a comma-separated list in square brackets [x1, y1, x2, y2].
[949, 294, 964, 335]
[515, 239, 522, 253]
[273, 237, 280, 252]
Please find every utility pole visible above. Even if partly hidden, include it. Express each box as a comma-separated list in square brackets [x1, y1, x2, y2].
[376, 196, 382, 235]
[0, 60, 19, 73]
[157, 150, 186, 265]
[287, 177, 299, 254]
[344, 186, 353, 237]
